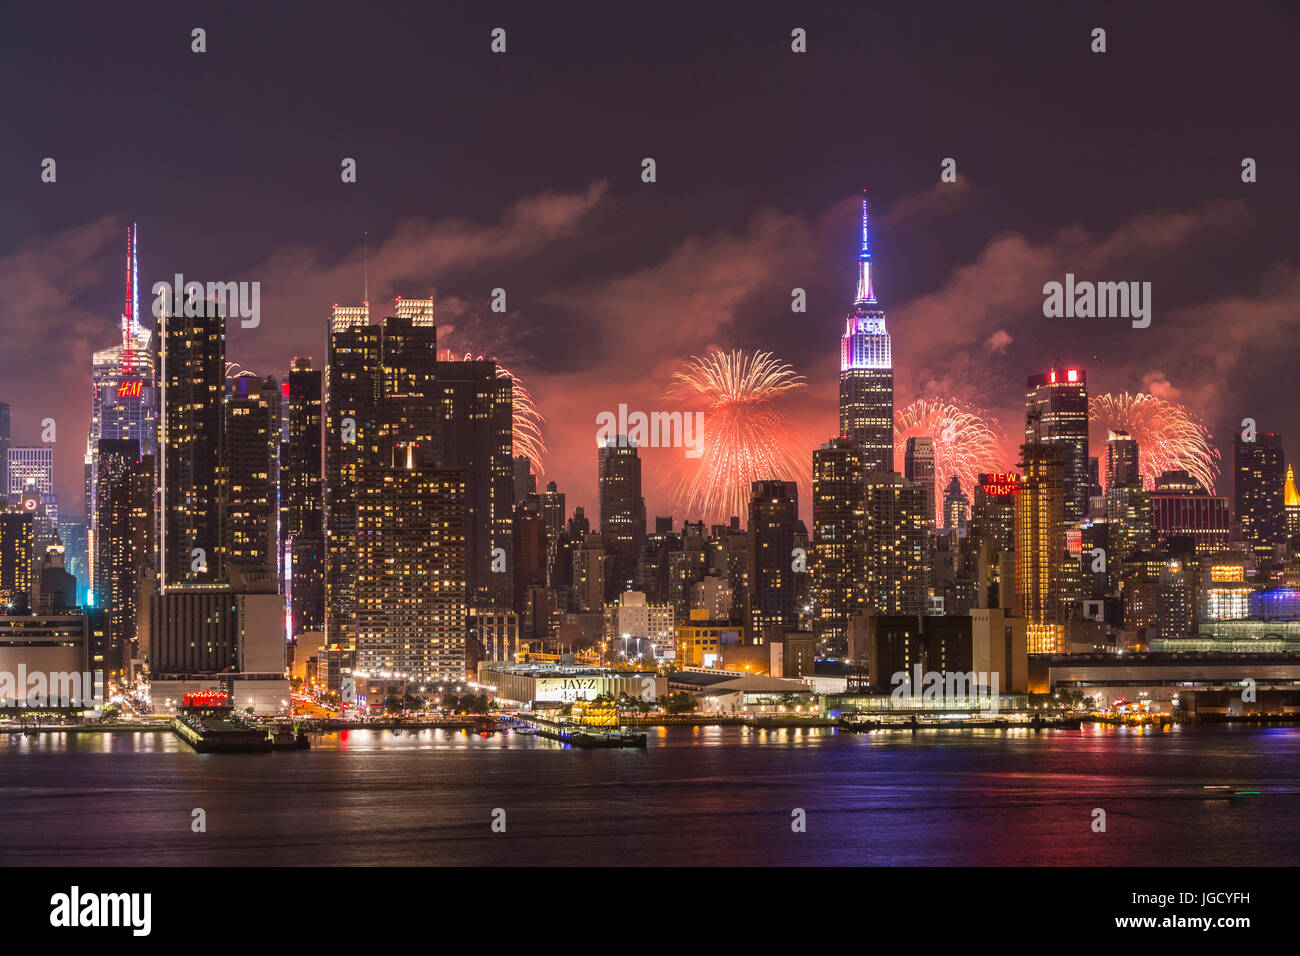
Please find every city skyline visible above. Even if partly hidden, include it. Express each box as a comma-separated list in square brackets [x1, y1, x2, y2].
[0, 190, 1285, 529]
[7, 1, 1300, 895]
[3, 5, 1298, 526]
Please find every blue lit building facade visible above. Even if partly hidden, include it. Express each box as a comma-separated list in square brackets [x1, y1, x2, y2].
[838, 194, 894, 473]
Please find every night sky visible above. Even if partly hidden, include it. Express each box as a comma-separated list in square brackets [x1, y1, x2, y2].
[3, 1, 1298, 521]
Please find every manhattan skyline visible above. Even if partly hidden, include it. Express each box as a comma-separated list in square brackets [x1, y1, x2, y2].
[3, 2, 1297, 526]
[7, 2, 1300, 903]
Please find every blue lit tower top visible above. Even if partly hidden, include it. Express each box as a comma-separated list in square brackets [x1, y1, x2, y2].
[855, 192, 875, 304]
[841, 192, 890, 371]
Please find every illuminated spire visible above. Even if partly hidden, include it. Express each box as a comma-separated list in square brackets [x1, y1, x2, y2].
[122, 223, 135, 343]
[131, 223, 139, 338]
[120, 222, 145, 369]
[854, 190, 876, 304]
[841, 189, 890, 371]
[1286, 465, 1300, 508]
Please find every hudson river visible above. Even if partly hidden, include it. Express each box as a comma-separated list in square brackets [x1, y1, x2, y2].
[4, 725, 1299, 866]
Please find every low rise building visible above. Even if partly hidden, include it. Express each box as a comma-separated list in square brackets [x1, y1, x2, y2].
[0, 612, 103, 712]
[675, 609, 743, 668]
[478, 660, 665, 707]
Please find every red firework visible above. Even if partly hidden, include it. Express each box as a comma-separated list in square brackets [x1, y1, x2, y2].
[894, 398, 1010, 526]
[1089, 392, 1220, 492]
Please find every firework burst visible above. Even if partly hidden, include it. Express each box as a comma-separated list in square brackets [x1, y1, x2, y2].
[667, 349, 807, 524]
[1089, 392, 1220, 492]
[894, 398, 1008, 525]
[439, 349, 547, 474]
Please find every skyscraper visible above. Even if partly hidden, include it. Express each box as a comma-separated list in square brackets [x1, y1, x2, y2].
[839, 193, 894, 472]
[0, 402, 9, 503]
[324, 302, 379, 645]
[392, 295, 435, 326]
[541, 481, 566, 539]
[6, 446, 53, 506]
[904, 436, 936, 526]
[748, 480, 799, 639]
[863, 472, 931, 615]
[0, 511, 33, 608]
[435, 359, 514, 609]
[513, 456, 537, 506]
[512, 495, 551, 640]
[1105, 430, 1152, 562]
[354, 445, 467, 686]
[572, 534, 606, 613]
[225, 372, 278, 573]
[378, 305, 439, 454]
[1024, 366, 1089, 523]
[93, 438, 142, 673]
[34, 537, 77, 614]
[7, 446, 58, 552]
[943, 475, 969, 535]
[1106, 429, 1140, 489]
[811, 437, 865, 653]
[1150, 470, 1230, 555]
[970, 472, 1020, 607]
[1286, 466, 1300, 539]
[282, 357, 324, 637]
[1233, 431, 1285, 558]
[540, 480, 567, 588]
[327, 298, 506, 661]
[57, 517, 89, 605]
[1016, 440, 1067, 653]
[159, 297, 226, 587]
[87, 224, 156, 588]
[598, 436, 646, 599]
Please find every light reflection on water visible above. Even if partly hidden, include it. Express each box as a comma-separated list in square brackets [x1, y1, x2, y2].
[3, 724, 1299, 866]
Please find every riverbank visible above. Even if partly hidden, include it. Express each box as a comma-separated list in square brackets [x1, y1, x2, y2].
[11, 712, 1293, 737]
[1, 722, 168, 734]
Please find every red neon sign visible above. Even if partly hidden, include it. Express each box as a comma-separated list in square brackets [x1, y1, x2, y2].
[182, 690, 230, 708]
[980, 472, 1021, 496]
[117, 380, 144, 398]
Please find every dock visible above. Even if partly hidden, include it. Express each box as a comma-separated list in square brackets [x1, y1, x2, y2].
[503, 714, 647, 748]
[171, 714, 311, 753]
[171, 714, 270, 752]
[168, 688, 310, 753]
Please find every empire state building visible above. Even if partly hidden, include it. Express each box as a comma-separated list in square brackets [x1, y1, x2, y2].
[839, 193, 894, 471]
